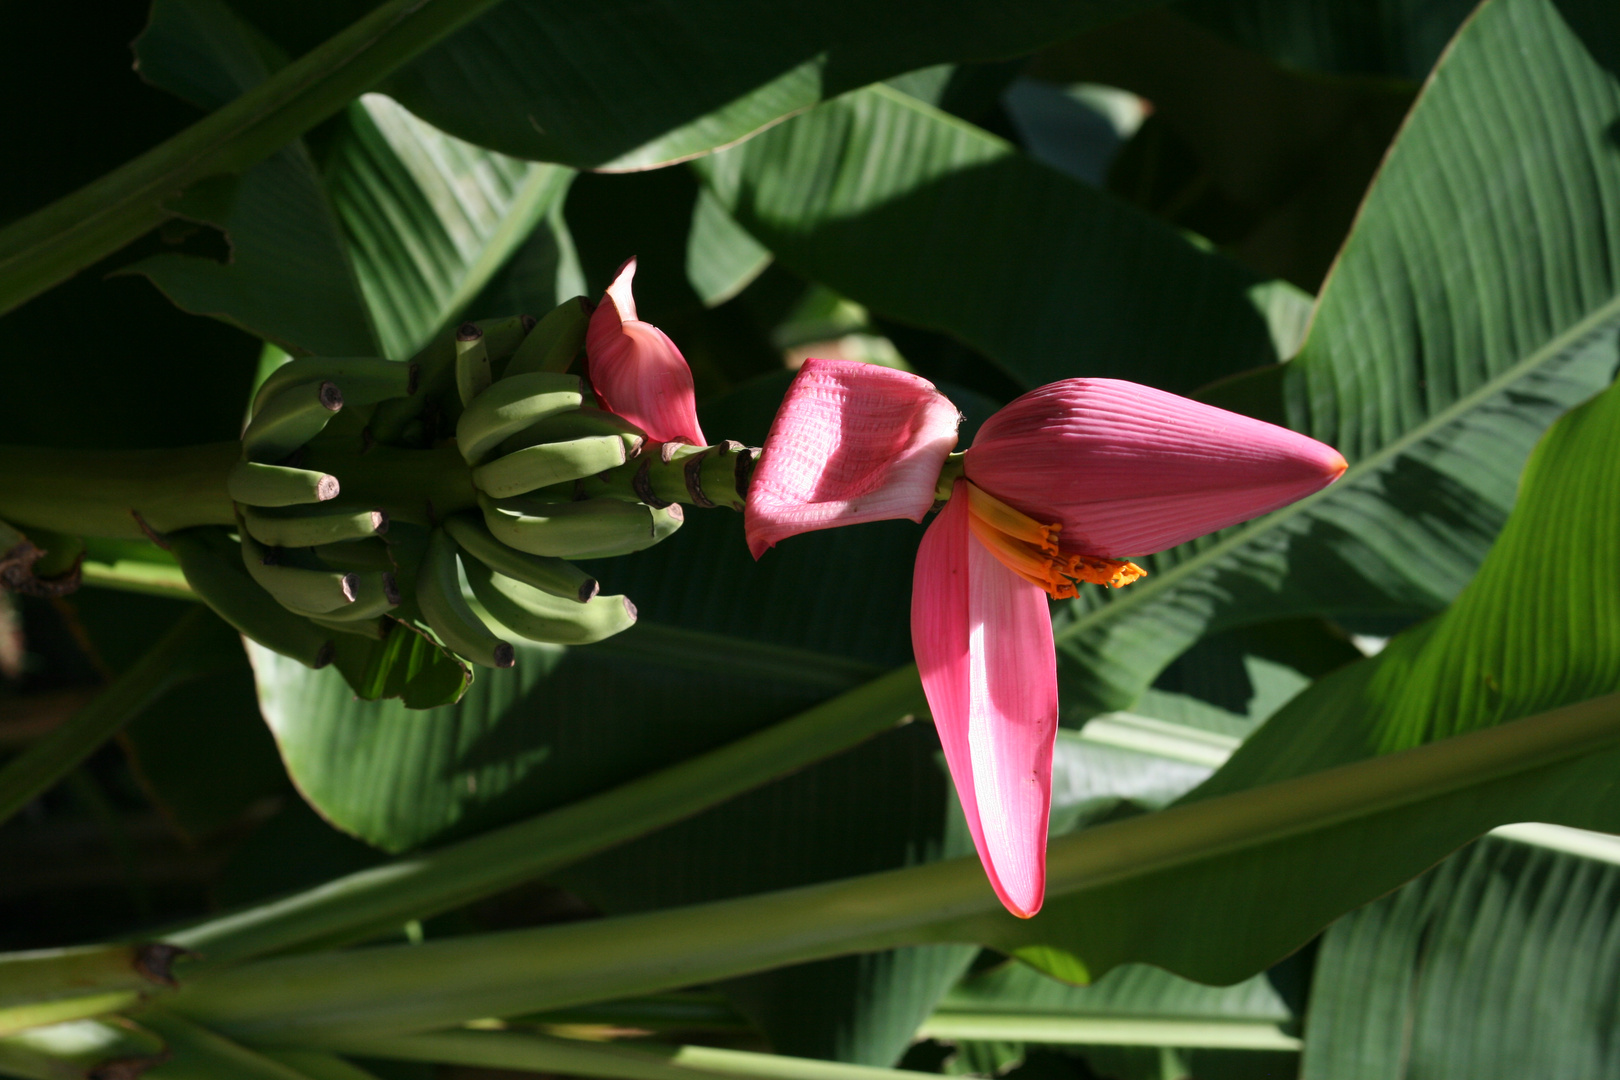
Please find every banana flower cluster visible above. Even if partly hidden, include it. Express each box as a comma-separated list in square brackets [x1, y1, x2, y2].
[746, 359, 1347, 917]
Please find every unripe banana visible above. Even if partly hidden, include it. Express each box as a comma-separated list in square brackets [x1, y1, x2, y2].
[499, 406, 647, 457]
[314, 571, 400, 621]
[504, 296, 590, 377]
[416, 528, 515, 669]
[472, 435, 634, 499]
[455, 324, 492, 408]
[240, 506, 388, 548]
[478, 314, 534, 379]
[242, 381, 343, 463]
[251, 358, 417, 418]
[565, 502, 684, 559]
[371, 315, 533, 442]
[441, 513, 597, 602]
[456, 372, 583, 464]
[463, 558, 636, 645]
[479, 492, 660, 559]
[168, 529, 334, 668]
[228, 460, 340, 507]
[309, 614, 391, 639]
[239, 531, 359, 616]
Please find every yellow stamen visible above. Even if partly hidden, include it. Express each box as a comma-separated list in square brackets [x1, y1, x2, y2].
[964, 482, 1145, 598]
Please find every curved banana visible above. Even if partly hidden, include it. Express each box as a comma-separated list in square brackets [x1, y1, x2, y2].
[463, 558, 636, 645]
[415, 527, 515, 669]
[168, 529, 334, 668]
[499, 406, 646, 457]
[239, 530, 359, 615]
[370, 315, 534, 443]
[455, 372, 584, 464]
[565, 503, 684, 560]
[504, 296, 590, 377]
[472, 435, 633, 499]
[455, 324, 492, 408]
[251, 357, 417, 418]
[228, 460, 340, 507]
[242, 381, 343, 463]
[441, 513, 597, 602]
[239, 506, 387, 548]
[478, 492, 657, 559]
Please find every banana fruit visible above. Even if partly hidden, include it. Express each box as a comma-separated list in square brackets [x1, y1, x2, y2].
[242, 381, 342, 463]
[504, 296, 589, 377]
[228, 461, 340, 507]
[456, 372, 584, 464]
[415, 527, 515, 669]
[239, 506, 388, 548]
[463, 557, 636, 646]
[252, 357, 417, 418]
[472, 435, 636, 499]
[169, 529, 334, 668]
[478, 492, 666, 559]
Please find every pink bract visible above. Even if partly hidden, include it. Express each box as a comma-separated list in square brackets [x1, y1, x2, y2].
[744, 358, 960, 558]
[912, 480, 1057, 918]
[586, 258, 706, 445]
[964, 379, 1349, 558]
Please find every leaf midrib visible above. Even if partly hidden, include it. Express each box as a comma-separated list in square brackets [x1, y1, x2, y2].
[1056, 289, 1620, 645]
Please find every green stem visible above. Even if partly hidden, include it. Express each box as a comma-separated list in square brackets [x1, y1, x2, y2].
[0, 607, 236, 827]
[167, 691, 1620, 1042]
[165, 665, 925, 968]
[0, 443, 239, 539]
[0, 0, 506, 316]
[582, 443, 759, 510]
[299, 445, 477, 525]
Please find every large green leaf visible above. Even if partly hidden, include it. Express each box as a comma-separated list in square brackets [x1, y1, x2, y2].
[124, 0, 380, 356]
[697, 85, 1283, 394]
[377, 0, 1165, 170]
[1302, 834, 1620, 1078]
[1049, 0, 1620, 718]
[321, 93, 576, 357]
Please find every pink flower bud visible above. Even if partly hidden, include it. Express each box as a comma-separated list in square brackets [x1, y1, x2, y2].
[586, 258, 706, 445]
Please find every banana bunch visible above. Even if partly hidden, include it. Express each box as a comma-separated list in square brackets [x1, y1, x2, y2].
[176, 299, 713, 698]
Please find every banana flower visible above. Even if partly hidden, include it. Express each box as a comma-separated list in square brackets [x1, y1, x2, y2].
[586, 258, 706, 445]
[746, 359, 1347, 917]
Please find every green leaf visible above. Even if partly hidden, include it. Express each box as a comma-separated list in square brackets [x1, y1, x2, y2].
[321, 94, 577, 357]
[1050, 0, 1620, 718]
[1303, 834, 1620, 1078]
[686, 187, 772, 309]
[123, 0, 380, 355]
[379, 0, 1169, 170]
[697, 85, 1281, 394]
[0, 0, 505, 318]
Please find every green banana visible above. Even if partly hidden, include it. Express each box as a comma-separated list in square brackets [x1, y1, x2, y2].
[565, 502, 684, 559]
[227, 460, 340, 507]
[479, 492, 660, 559]
[455, 372, 584, 464]
[309, 614, 391, 639]
[415, 527, 515, 669]
[168, 529, 334, 668]
[472, 435, 634, 499]
[370, 315, 532, 442]
[239, 506, 387, 548]
[504, 296, 590, 377]
[251, 357, 417, 418]
[463, 558, 636, 645]
[241, 380, 343, 463]
[455, 324, 492, 408]
[239, 530, 359, 616]
[498, 406, 646, 457]
[480, 314, 536, 379]
[313, 571, 399, 621]
[441, 513, 597, 602]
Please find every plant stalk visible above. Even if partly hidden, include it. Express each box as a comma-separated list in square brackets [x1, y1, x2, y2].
[167, 690, 1620, 1042]
[166, 665, 926, 968]
[0, 444, 240, 540]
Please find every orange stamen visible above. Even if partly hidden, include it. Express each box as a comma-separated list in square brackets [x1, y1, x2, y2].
[964, 482, 1145, 598]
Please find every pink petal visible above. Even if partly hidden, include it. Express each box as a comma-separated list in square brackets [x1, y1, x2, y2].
[745, 358, 960, 558]
[587, 258, 706, 445]
[965, 379, 1348, 558]
[913, 481, 1057, 919]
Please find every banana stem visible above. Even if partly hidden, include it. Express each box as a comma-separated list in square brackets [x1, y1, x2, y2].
[584, 442, 759, 510]
[0, 443, 240, 539]
[300, 445, 478, 525]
